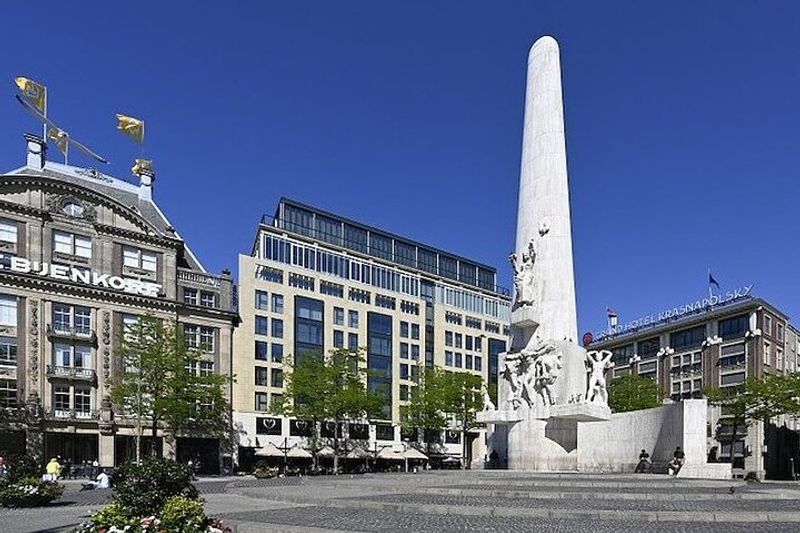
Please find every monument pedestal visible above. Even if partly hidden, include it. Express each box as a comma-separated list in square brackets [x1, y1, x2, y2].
[507, 415, 578, 471]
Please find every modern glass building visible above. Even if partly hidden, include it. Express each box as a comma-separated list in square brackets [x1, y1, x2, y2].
[233, 198, 511, 469]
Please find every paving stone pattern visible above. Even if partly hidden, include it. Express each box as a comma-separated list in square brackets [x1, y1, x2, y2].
[1, 471, 799, 532]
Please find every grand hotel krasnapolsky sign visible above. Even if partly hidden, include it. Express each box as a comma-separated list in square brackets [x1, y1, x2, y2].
[0, 256, 162, 297]
[589, 284, 754, 343]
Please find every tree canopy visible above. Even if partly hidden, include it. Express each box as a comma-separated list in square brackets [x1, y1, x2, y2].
[272, 348, 385, 471]
[607, 373, 662, 413]
[110, 315, 232, 462]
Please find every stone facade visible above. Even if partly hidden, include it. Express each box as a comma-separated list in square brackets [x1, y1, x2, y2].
[590, 297, 799, 479]
[0, 135, 237, 473]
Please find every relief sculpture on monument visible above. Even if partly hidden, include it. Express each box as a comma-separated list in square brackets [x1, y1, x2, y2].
[500, 337, 562, 409]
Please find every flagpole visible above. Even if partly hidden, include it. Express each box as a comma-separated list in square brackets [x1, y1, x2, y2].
[42, 87, 47, 146]
[708, 268, 713, 301]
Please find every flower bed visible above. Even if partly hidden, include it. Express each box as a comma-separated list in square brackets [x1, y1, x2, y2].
[73, 458, 232, 533]
[0, 477, 64, 508]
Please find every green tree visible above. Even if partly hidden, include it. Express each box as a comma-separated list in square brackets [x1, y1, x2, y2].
[607, 374, 663, 413]
[705, 373, 800, 465]
[404, 366, 450, 453]
[441, 371, 485, 469]
[110, 315, 232, 463]
[273, 348, 385, 473]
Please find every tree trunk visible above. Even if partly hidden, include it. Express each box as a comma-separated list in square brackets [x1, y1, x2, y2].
[151, 415, 159, 457]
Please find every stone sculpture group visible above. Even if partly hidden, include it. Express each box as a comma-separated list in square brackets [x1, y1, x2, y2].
[498, 231, 612, 411]
[501, 337, 562, 409]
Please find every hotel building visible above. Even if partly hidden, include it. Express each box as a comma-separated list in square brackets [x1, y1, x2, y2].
[0, 135, 237, 473]
[232, 199, 511, 469]
[588, 293, 800, 479]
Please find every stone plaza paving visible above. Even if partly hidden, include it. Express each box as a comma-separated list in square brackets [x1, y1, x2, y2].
[2, 471, 800, 532]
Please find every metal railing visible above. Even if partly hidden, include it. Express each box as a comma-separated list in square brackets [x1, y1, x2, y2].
[46, 365, 96, 381]
[47, 324, 96, 342]
[45, 408, 98, 420]
[177, 268, 223, 287]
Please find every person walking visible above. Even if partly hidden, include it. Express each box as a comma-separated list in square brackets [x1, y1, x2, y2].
[45, 457, 61, 481]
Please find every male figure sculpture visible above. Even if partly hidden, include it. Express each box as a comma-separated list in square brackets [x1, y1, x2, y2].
[585, 350, 613, 405]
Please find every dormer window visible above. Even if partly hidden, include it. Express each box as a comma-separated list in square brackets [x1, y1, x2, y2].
[62, 202, 84, 217]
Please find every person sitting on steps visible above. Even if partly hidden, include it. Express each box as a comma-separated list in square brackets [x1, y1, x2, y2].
[635, 449, 652, 473]
[668, 446, 685, 475]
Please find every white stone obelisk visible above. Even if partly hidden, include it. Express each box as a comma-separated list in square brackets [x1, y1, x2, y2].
[514, 35, 577, 344]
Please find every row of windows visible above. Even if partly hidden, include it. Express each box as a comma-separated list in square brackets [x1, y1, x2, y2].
[333, 330, 359, 350]
[183, 288, 217, 308]
[255, 291, 284, 313]
[399, 362, 419, 381]
[6, 220, 162, 274]
[255, 316, 284, 339]
[444, 351, 483, 371]
[183, 324, 217, 352]
[400, 342, 420, 360]
[255, 366, 284, 388]
[333, 307, 359, 328]
[279, 204, 497, 291]
[53, 384, 92, 415]
[255, 391, 282, 412]
[261, 234, 421, 297]
[445, 331, 483, 352]
[260, 233, 509, 320]
[436, 285, 510, 321]
[255, 340, 284, 362]
[400, 321, 419, 340]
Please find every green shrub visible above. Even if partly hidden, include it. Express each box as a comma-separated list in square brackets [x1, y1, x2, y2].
[161, 495, 207, 532]
[253, 466, 279, 479]
[0, 452, 40, 483]
[0, 477, 64, 507]
[87, 502, 139, 529]
[113, 458, 198, 516]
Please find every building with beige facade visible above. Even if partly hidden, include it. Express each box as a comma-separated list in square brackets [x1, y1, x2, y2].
[232, 199, 510, 470]
[587, 290, 800, 479]
[0, 135, 237, 473]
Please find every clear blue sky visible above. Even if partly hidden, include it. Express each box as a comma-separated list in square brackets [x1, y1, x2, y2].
[1, 1, 799, 334]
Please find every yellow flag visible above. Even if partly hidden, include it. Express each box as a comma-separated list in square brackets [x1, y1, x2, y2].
[15, 76, 46, 114]
[116, 113, 145, 144]
[47, 127, 69, 156]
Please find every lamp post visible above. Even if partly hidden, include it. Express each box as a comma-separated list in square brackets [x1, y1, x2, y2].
[403, 438, 410, 473]
[282, 437, 288, 475]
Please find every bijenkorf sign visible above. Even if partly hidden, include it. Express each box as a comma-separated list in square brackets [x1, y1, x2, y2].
[0, 256, 162, 297]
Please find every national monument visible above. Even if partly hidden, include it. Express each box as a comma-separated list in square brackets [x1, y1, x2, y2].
[479, 36, 730, 478]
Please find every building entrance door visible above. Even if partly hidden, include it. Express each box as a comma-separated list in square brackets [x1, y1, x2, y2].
[177, 437, 220, 475]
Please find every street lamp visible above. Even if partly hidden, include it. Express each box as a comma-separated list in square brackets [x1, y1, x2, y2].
[402, 438, 409, 473]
